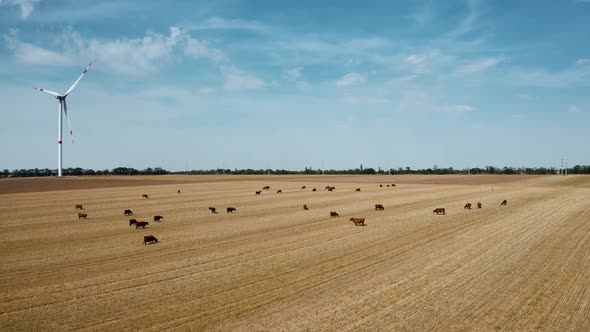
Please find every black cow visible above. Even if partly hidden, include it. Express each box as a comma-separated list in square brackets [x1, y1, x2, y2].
[135, 221, 149, 229]
[124, 209, 133, 216]
[154, 215, 164, 222]
[143, 235, 158, 245]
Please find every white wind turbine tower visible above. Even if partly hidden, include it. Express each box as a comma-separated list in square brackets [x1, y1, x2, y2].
[35, 63, 92, 177]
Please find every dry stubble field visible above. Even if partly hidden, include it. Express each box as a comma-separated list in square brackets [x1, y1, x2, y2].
[1, 174, 589, 331]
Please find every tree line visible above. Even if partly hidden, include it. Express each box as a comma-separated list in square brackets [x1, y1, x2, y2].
[2, 165, 590, 178]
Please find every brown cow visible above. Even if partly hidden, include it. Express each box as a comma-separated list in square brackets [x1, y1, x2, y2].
[328, 187, 334, 192]
[387, 184, 390, 187]
[355, 188, 361, 192]
[78, 213, 88, 219]
[312, 188, 317, 192]
[129, 219, 137, 226]
[501, 199, 508, 206]
[154, 215, 164, 222]
[350, 217, 366, 226]
[325, 186, 331, 190]
[136, 221, 149, 229]
[255, 191, 261, 195]
[303, 204, 309, 210]
[209, 207, 217, 214]
[277, 190, 282, 193]
[124, 209, 133, 216]
[178, 189, 181, 194]
[477, 202, 482, 208]
[380, 184, 383, 187]
[433, 208, 446, 215]
[391, 184, 396, 187]
[330, 211, 339, 218]
[227, 207, 236, 213]
[142, 194, 149, 199]
[464, 203, 472, 210]
[375, 204, 385, 211]
[262, 186, 270, 190]
[75, 204, 83, 210]
[143, 235, 158, 245]
[301, 186, 306, 190]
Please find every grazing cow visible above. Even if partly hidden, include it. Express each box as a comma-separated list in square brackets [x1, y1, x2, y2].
[387, 184, 390, 187]
[124, 209, 133, 216]
[78, 213, 88, 219]
[263, 186, 270, 190]
[355, 188, 361, 192]
[380, 184, 383, 187]
[209, 207, 217, 214]
[392, 184, 396, 187]
[301, 186, 306, 190]
[501, 199, 508, 206]
[330, 211, 339, 218]
[477, 202, 482, 208]
[135, 221, 149, 229]
[433, 208, 446, 215]
[350, 217, 366, 226]
[142, 194, 149, 199]
[256, 191, 261, 195]
[312, 188, 317, 192]
[129, 219, 137, 226]
[328, 187, 334, 192]
[75, 204, 83, 210]
[154, 215, 164, 222]
[277, 190, 282, 193]
[178, 189, 181, 194]
[325, 186, 331, 190]
[227, 207, 236, 213]
[143, 235, 158, 245]
[375, 204, 385, 211]
[464, 203, 472, 210]
[303, 204, 309, 211]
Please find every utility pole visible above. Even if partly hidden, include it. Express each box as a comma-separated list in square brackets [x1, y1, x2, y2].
[565, 158, 568, 176]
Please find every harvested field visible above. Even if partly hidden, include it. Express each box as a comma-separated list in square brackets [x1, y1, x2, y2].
[1, 175, 590, 331]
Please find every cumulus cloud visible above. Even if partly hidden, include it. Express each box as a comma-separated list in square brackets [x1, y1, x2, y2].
[4, 29, 71, 66]
[221, 66, 264, 91]
[3, 26, 228, 75]
[455, 57, 503, 75]
[0, 0, 40, 19]
[336, 72, 366, 87]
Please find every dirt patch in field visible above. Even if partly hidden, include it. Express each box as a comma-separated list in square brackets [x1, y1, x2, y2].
[0, 174, 540, 195]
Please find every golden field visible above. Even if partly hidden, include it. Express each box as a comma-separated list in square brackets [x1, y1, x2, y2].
[1, 175, 589, 331]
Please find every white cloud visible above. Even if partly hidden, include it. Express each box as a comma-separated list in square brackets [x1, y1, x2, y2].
[4, 30, 72, 66]
[437, 104, 475, 114]
[283, 67, 302, 81]
[3, 26, 229, 75]
[0, 0, 40, 19]
[184, 37, 227, 63]
[404, 54, 426, 65]
[518, 94, 536, 101]
[295, 80, 311, 91]
[343, 96, 390, 106]
[456, 57, 503, 75]
[568, 106, 583, 114]
[576, 58, 590, 65]
[336, 72, 366, 87]
[221, 66, 264, 91]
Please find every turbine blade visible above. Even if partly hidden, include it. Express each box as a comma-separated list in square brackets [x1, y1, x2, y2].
[35, 88, 61, 97]
[64, 62, 92, 96]
[63, 100, 75, 144]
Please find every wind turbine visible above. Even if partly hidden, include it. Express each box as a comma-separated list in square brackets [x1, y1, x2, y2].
[35, 62, 92, 177]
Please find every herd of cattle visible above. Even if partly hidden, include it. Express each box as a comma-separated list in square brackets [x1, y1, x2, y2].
[73, 185, 509, 245]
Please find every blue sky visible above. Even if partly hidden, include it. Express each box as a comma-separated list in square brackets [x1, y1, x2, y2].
[1, 0, 589, 171]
